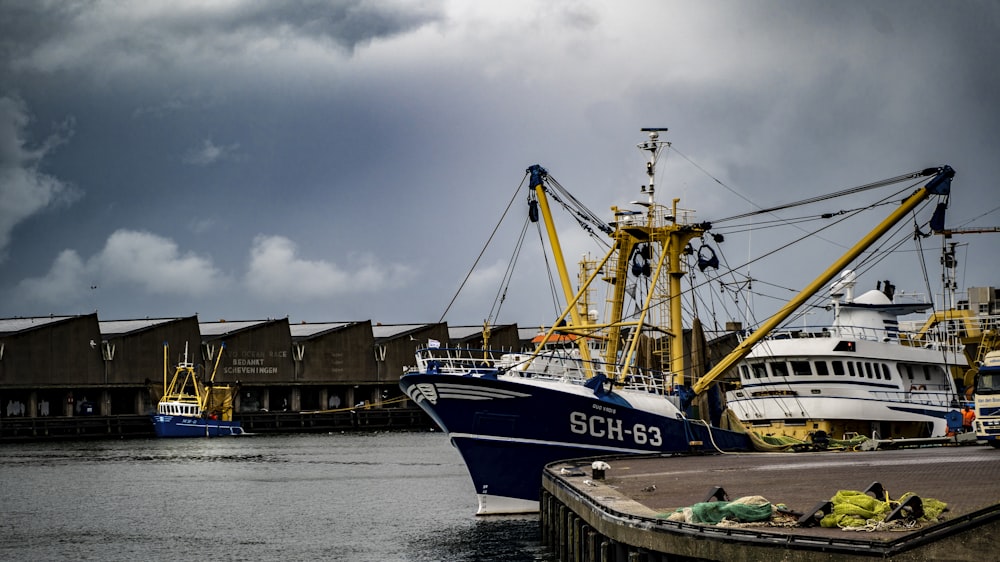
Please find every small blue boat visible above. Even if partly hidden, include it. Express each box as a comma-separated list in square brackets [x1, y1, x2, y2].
[152, 342, 243, 437]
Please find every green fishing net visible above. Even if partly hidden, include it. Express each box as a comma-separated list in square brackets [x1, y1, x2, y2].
[664, 495, 774, 524]
[820, 489, 947, 528]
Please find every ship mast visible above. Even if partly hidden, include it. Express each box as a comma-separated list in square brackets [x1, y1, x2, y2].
[525, 129, 708, 386]
[605, 128, 708, 385]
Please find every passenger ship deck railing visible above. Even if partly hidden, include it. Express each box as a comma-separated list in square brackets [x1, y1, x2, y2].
[738, 323, 968, 354]
[900, 312, 1000, 346]
[869, 388, 960, 408]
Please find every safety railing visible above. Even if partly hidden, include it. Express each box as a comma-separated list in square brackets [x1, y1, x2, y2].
[741, 323, 967, 355]
[869, 389, 959, 408]
[412, 346, 675, 395]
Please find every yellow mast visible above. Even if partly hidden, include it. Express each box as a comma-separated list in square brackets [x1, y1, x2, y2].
[604, 132, 705, 385]
[666, 197, 700, 384]
[691, 165, 955, 395]
[482, 321, 491, 360]
[162, 342, 169, 397]
[529, 167, 595, 369]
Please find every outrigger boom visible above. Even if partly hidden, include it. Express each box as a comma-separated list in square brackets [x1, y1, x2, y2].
[526, 153, 954, 400]
[691, 165, 955, 396]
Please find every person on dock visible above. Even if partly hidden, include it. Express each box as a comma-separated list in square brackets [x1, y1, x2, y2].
[962, 406, 976, 433]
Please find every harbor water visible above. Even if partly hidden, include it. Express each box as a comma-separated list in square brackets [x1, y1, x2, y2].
[0, 431, 552, 561]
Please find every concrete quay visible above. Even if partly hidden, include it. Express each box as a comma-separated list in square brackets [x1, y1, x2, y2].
[0, 408, 434, 442]
[542, 445, 999, 561]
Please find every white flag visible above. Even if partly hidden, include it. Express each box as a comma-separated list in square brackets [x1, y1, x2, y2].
[428, 339, 441, 348]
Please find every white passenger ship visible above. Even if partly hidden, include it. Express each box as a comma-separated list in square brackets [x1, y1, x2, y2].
[726, 270, 966, 441]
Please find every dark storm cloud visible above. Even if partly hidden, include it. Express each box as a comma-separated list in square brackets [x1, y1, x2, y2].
[0, 0, 996, 326]
[0, 1, 83, 63]
[627, 1, 999, 198]
[1, 0, 445, 76]
[0, 95, 79, 260]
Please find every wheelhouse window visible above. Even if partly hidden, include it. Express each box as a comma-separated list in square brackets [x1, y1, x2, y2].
[815, 361, 830, 376]
[791, 361, 812, 376]
[770, 362, 789, 377]
[899, 362, 940, 382]
[881, 364, 892, 380]
[831, 361, 845, 376]
[751, 363, 767, 379]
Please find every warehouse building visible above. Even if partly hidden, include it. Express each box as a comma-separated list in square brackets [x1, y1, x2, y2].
[0, 314, 520, 421]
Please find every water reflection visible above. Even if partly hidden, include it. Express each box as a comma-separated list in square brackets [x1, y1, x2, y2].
[0, 432, 554, 561]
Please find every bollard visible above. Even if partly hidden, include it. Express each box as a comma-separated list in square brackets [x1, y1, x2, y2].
[591, 460, 610, 480]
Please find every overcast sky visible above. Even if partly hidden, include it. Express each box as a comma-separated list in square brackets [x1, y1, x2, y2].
[1, 0, 997, 330]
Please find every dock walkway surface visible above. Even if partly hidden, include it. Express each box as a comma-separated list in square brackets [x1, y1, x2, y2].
[542, 445, 999, 561]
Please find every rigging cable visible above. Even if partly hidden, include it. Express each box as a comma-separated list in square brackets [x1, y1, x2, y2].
[641, 179, 940, 340]
[913, 229, 951, 365]
[532, 206, 565, 319]
[713, 183, 925, 294]
[954, 203, 1000, 228]
[669, 197, 881, 323]
[486, 215, 533, 325]
[705, 237, 760, 329]
[716, 204, 888, 234]
[438, 174, 528, 323]
[540, 174, 614, 250]
[710, 169, 934, 225]
[670, 149, 940, 330]
[672, 146, 933, 250]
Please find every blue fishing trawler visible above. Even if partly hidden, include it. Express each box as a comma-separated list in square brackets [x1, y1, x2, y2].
[400, 128, 955, 514]
[152, 342, 243, 437]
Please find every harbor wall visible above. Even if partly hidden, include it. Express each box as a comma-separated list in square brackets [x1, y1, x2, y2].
[0, 408, 435, 442]
[540, 461, 1000, 562]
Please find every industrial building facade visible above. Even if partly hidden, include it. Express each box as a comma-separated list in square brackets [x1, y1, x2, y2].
[0, 315, 522, 420]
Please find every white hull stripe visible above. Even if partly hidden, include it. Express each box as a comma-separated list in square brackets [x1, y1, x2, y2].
[404, 386, 427, 404]
[433, 383, 531, 399]
[448, 432, 658, 455]
[405, 381, 531, 404]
